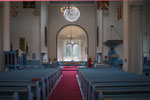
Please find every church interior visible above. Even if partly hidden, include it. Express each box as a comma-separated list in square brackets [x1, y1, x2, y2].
[0, 1, 150, 100]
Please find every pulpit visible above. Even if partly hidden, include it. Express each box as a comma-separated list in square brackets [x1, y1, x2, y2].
[103, 40, 123, 67]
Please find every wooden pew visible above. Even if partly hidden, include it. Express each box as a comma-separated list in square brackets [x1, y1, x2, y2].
[89, 81, 150, 100]
[95, 86, 150, 100]
[78, 69, 136, 94]
[4, 51, 20, 71]
[77, 68, 150, 100]
[85, 77, 150, 100]
[0, 92, 19, 100]
[98, 94, 150, 100]
[0, 67, 62, 100]
[0, 85, 33, 100]
[0, 72, 46, 100]
[143, 66, 150, 76]
[17, 67, 62, 94]
[0, 81, 40, 100]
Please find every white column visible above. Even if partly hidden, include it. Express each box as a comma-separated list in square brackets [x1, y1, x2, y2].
[0, 2, 10, 72]
[3, 2, 10, 51]
[123, 1, 130, 72]
[129, 4, 143, 74]
[123, 1, 143, 74]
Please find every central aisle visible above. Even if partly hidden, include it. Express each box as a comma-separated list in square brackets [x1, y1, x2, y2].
[48, 66, 83, 100]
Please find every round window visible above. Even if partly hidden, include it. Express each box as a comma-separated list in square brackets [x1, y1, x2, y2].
[64, 7, 80, 22]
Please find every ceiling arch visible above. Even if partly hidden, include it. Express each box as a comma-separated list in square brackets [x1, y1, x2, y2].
[57, 25, 87, 40]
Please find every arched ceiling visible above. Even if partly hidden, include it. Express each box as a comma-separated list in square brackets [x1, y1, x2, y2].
[58, 25, 87, 40]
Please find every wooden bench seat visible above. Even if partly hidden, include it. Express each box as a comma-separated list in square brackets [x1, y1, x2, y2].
[0, 92, 19, 100]
[77, 68, 150, 100]
[0, 85, 32, 100]
[0, 81, 40, 100]
[93, 86, 150, 100]
[99, 94, 150, 100]
[0, 67, 62, 100]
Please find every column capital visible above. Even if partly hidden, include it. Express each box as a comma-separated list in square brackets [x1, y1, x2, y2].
[129, 1, 144, 12]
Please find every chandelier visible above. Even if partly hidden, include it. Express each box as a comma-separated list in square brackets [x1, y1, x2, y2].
[66, 34, 78, 45]
[60, 2, 80, 22]
[60, 1, 73, 15]
[60, 5, 73, 15]
[66, 26, 78, 45]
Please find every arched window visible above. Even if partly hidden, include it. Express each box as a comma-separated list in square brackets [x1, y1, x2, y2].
[73, 44, 79, 60]
[65, 42, 79, 61]
[57, 25, 88, 61]
[66, 44, 72, 59]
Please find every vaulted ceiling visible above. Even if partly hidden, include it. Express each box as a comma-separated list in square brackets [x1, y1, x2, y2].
[57, 25, 87, 40]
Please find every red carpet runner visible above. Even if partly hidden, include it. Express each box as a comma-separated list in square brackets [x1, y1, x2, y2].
[48, 66, 83, 100]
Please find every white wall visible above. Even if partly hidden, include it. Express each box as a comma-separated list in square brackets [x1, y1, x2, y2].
[41, 2, 48, 61]
[57, 39, 64, 61]
[48, 3, 97, 61]
[81, 39, 87, 60]
[143, 1, 150, 58]
[96, 10, 103, 53]
[10, 2, 41, 60]
[97, 1, 123, 60]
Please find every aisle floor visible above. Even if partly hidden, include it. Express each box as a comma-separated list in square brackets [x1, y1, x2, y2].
[48, 66, 83, 100]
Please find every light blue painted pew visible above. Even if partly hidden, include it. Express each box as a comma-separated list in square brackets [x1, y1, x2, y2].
[143, 66, 150, 76]
[83, 74, 149, 87]
[19, 68, 62, 99]
[12, 69, 51, 96]
[3, 51, 27, 71]
[77, 68, 150, 100]
[4, 51, 20, 71]
[0, 72, 46, 100]
[95, 86, 150, 100]
[42, 63, 50, 68]
[79, 70, 136, 94]
[0, 85, 33, 100]
[88, 82, 150, 100]
[98, 93, 150, 100]
[85, 77, 150, 100]
[78, 68, 145, 89]
[79, 74, 150, 99]
[0, 67, 62, 100]
[84, 76, 150, 100]
[0, 81, 40, 100]
[26, 60, 40, 68]
[0, 92, 19, 100]
[77, 68, 125, 86]
[16, 67, 62, 94]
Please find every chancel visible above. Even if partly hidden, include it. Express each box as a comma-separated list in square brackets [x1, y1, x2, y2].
[57, 25, 88, 62]
[0, 1, 150, 100]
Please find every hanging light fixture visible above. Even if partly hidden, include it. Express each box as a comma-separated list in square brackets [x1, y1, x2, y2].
[60, 1, 73, 15]
[66, 26, 73, 45]
[60, 6, 74, 15]
[66, 26, 78, 45]
[60, 1, 80, 22]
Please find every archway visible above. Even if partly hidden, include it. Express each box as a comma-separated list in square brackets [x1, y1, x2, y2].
[57, 25, 88, 61]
